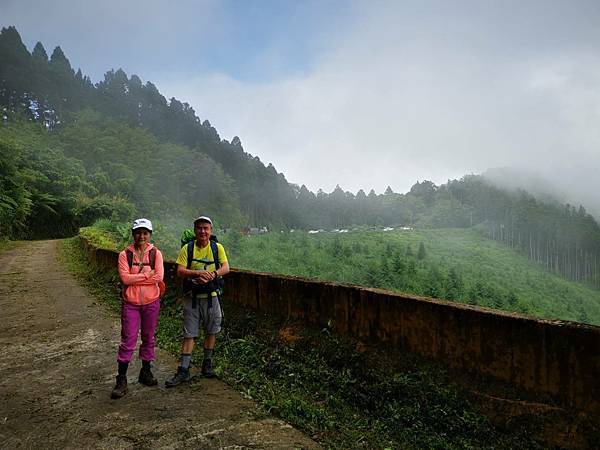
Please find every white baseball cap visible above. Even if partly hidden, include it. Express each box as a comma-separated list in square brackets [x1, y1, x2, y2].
[193, 216, 213, 225]
[132, 218, 153, 231]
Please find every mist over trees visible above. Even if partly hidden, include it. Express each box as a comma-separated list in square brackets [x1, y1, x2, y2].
[2, 25, 600, 288]
[0, 26, 297, 228]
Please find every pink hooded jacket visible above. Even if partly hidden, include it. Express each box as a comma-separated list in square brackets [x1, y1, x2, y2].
[118, 243, 164, 305]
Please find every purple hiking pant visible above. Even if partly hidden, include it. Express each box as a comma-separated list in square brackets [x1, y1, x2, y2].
[117, 300, 160, 363]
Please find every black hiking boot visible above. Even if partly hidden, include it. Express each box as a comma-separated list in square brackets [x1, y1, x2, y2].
[111, 374, 128, 399]
[165, 366, 190, 388]
[201, 359, 215, 378]
[138, 366, 158, 386]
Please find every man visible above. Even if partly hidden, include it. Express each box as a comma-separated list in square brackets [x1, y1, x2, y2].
[165, 216, 230, 387]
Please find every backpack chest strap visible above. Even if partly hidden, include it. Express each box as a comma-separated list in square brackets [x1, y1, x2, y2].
[126, 248, 157, 272]
[186, 240, 220, 270]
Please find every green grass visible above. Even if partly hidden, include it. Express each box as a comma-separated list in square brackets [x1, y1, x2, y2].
[59, 235, 543, 450]
[0, 238, 18, 253]
[219, 229, 600, 326]
[214, 312, 542, 449]
[79, 223, 128, 251]
[58, 236, 123, 310]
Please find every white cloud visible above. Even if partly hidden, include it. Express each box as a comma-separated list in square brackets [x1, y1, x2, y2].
[158, 2, 600, 217]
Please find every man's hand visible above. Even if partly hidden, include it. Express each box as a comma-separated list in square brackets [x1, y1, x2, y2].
[192, 270, 214, 284]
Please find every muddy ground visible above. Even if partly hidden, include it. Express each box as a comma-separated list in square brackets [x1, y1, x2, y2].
[0, 240, 319, 449]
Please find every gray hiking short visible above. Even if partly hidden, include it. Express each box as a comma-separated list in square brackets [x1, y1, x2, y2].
[182, 295, 223, 337]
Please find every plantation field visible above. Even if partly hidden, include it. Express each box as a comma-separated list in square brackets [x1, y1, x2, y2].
[82, 223, 600, 325]
[229, 228, 600, 326]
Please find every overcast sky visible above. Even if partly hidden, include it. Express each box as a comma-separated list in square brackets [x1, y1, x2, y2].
[2, 0, 600, 212]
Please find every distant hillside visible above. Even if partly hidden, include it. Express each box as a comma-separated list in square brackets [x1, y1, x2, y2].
[482, 167, 600, 220]
[483, 167, 600, 221]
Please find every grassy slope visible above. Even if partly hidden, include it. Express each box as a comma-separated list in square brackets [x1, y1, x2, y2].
[222, 228, 600, 325]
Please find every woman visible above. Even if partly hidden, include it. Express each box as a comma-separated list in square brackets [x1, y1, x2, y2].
[111, 218, 164, 399]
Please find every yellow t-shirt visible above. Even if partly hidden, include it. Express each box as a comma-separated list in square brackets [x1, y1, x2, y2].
[176, 241, 228, 272]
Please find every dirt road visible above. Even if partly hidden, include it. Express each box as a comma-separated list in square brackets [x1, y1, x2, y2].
[0, 240, 319, 449]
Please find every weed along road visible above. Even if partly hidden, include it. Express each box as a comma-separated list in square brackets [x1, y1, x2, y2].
[0, 240, 319, 449]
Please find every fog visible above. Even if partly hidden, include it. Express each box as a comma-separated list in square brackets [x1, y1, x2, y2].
[3, 0, 600, 215]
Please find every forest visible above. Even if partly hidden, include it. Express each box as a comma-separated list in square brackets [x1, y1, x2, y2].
[2, 24, 600, 292]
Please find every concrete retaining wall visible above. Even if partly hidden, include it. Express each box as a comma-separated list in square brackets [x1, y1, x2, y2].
[82, 239, 600, 416]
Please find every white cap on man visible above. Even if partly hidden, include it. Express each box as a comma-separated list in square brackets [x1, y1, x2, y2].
[132, 218, 153, 231]
[194, 216, 212, 225]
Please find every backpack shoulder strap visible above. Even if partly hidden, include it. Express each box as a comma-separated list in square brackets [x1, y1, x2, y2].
[149, 248, 157, 270]
[210, 240, 220, 269]
[126, 249, 134, 268]
[186, 240, 195, 269]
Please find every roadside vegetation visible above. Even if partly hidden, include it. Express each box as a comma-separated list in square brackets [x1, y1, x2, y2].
[0, 238, 17, 253]
[82, 221, 600, 326]
[59, 236, 542, 449]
